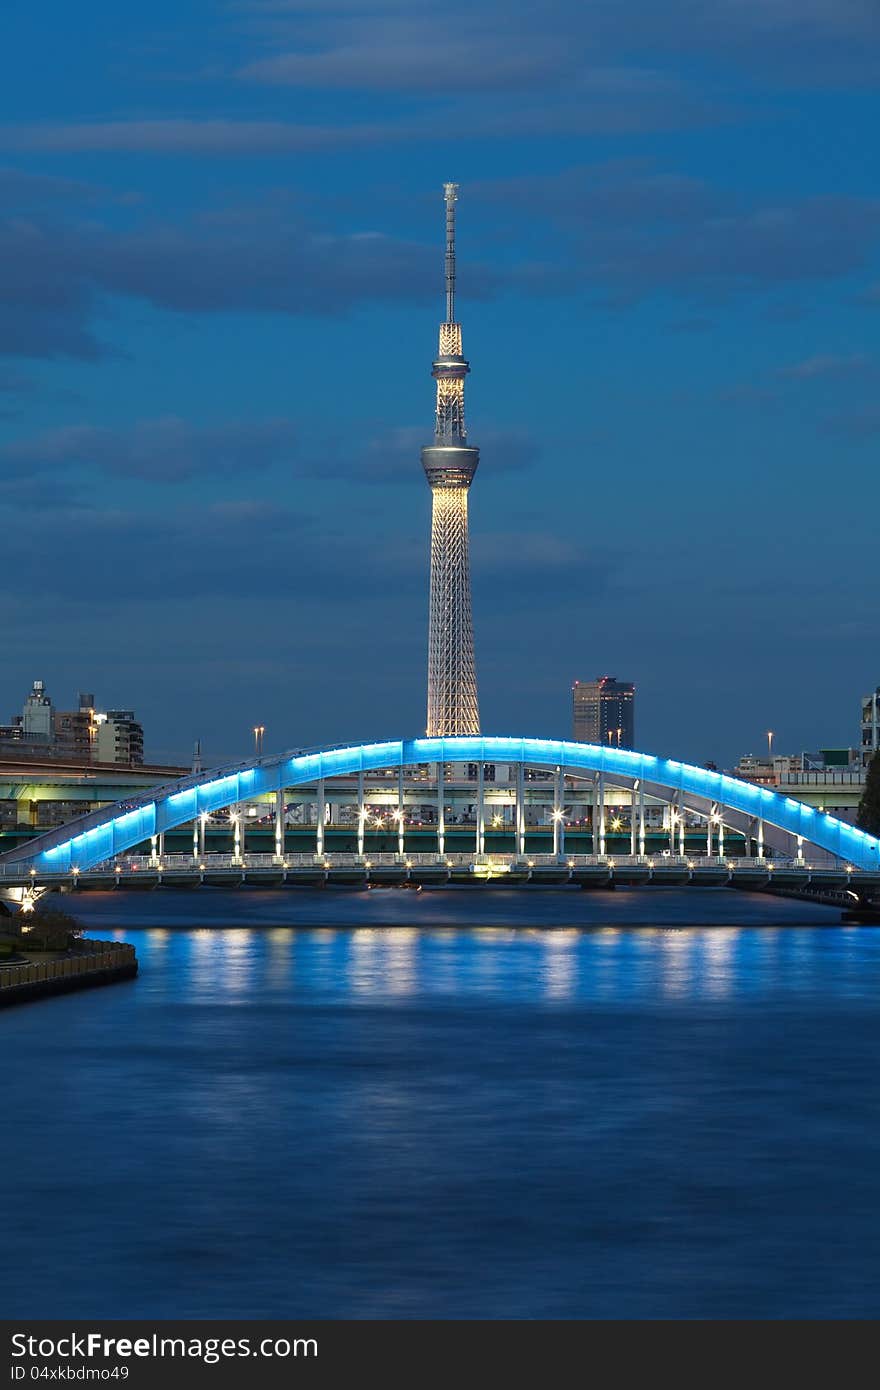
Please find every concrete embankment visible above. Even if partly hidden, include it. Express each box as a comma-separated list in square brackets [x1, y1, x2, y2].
[0, 940, 137, 1007]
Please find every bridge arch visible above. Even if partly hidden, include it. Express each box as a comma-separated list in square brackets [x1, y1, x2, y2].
[1, 736, 877, 873]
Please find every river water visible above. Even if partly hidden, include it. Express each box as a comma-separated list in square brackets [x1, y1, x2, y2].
[3, 887, 880, 1319]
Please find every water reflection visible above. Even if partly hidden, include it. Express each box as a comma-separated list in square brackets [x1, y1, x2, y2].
[542, 930, 578, 999]
[7, 906, 880, 1322]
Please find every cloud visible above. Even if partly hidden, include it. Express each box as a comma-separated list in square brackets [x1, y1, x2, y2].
[0, 475, 84, 509]
[777, 353, 873, 380]
[238, 22, 571, 92]
[0, 120, 399, 157]
[0, 417, 298, 482]
[235, 0, 880, 96]
[1, 162, 878, 364]
[476, 166, 880, 305]
[317, 425, 541, 482]
[0, 369, 33, 394]
[0, 167, 111, 207]
[0, 211, 441, 358]
[820, 406, 880, 441]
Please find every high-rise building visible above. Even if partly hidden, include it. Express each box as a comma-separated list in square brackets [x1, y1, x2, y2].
[572, 676, 635, 748]
[862, 686, 880, 767]
[422, 183, 480, 737]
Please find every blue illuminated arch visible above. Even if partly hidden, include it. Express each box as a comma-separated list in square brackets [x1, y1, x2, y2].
[3, 737, 878, 873]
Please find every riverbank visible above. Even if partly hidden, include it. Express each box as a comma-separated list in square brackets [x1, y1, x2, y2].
[0, 940, 138, 1008]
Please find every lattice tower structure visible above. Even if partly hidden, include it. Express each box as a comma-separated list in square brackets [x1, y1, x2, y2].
[421, 183, 480, 736]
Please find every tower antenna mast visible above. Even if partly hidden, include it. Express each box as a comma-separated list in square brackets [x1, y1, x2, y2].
[444, 181, 458, 324]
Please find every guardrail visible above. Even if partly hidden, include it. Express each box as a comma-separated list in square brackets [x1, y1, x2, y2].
[0, 941, 137, 993]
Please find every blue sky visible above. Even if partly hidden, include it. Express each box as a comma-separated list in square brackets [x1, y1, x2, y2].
[0, 0, 878, 766]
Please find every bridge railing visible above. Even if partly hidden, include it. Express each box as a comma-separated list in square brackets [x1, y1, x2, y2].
[2, 851, 822, 880]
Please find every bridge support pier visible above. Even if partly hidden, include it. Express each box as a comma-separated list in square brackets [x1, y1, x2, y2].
[398, 766, 405, 857]
[598, 772, 606, 857]
[515, 762, 525, 858]
[638, 780, 645, 856]
[357, 770, 365, 859]
[316, 779, 325, 858]
[477, 761, 485, 857]
[275, 788, 284, 861]
[553, 765, 565, 860]
[437, 762, 445, 858]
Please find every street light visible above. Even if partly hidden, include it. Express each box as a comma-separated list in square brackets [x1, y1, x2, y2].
[767, 730, 774, 760]
[253, 725, 265, 757]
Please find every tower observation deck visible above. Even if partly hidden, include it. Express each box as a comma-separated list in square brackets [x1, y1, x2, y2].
[422, 183, 480, 736]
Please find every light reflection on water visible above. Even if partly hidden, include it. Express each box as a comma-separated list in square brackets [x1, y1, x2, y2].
[4, 889, 880, 1320]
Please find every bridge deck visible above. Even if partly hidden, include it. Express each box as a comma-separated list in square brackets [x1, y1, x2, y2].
[2, 853, 876, 894]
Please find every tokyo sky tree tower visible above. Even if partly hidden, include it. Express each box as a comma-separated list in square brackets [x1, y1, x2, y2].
[422, 182, 480, 736]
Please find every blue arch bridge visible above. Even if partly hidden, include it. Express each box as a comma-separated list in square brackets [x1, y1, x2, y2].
[1, 738, 878, 904]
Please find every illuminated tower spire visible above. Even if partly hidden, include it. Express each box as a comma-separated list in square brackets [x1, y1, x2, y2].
[422, 182, 480, 736]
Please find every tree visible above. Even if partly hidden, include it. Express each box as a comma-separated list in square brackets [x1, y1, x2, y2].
[857, 750, 880, 837]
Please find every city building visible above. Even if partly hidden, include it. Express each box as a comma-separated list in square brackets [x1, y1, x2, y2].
[572, 676, 635, 748]
[422, 183, 480, 737]
[733, 748, 864, 824]
[862, 687, 880, 768]
[22, 679, 53, 741]
[96, 711, 145, 766]
[54, 692, 98, 761]
[0, 682, 144, 766]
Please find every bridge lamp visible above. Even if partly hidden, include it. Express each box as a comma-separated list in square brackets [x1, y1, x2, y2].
[406, 860, 413, 869]
[611, 817, 622, 831]
[647, 860, 655, 869]
[528, 860, 535, 868]
[607, 858, 615, 868]
[29, 867, 36, 876]
[846, 865, 853, 874]
[552, 810, 564, 822]
[199, 863, 206, 871]
[365, 860, 372, 869]
[72, 867, 80, 877]
[687, 861, 695, 870]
